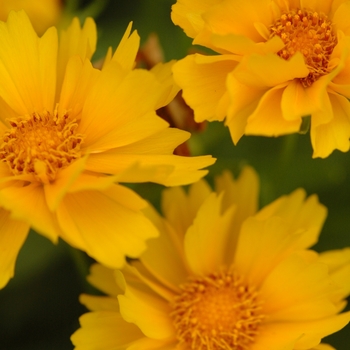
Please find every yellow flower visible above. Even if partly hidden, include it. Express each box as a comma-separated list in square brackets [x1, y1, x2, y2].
[0, 0, 62, 34]
[0, 11, 214, 289]
[71, 167, 350, 350]
[172, 0, 350, 158]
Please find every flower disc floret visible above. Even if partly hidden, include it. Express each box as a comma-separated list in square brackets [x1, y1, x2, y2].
[170, 268, 264, 350]
[270, 8, 337, 87]
[0, 109, 84, 183]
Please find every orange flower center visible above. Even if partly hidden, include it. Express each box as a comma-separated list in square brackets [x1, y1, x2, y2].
[269, 8, 337, 87]
[170, 269, 264, 350]
[0, 109, 84, 183]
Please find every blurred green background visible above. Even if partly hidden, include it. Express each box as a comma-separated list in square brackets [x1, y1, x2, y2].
[1, 0, 350, 349]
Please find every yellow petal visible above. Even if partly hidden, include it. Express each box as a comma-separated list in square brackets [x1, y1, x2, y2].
[246, 86, 302, 136]
[255, 189, 327, 249]
[57, 17, 96, 94]
[0, 11, 57, 115]
[318, 248, 350, 301]
[44, 157, 87, 212]
[226, 73, 266, 143]
[151, 60, 181, 109]
[201, 0, 275, 42]
[71, 311, 144, 350]
[109, 22, 140, 73]
[86, 263, 124, 298]
[255, 312, 350, 350]
[79, 65, 165, 152]
[234, 52, 309, 88]
[85, 152, 215, 186]
[281, 80, 317, 121]
[118, 272, 175, 340]
[58, 56, 99, 118]
[261, 253, 338, 320]
[139, 207, 189, 294]
[56, 185, 158, 268]
[161, 179, 212, 236]
[0, 209, 29, 288]
[173, 54, 237, 122]
[0, 184, 60, 242]
[79, 294, 120, 312]
[184, 193, 236, 275]
[332, 2, 350, 35]
[171, 0, 222, 39]
[214, 167, 259, 256]
[235, 217, 314, 287]
[311, 93, 350, 158]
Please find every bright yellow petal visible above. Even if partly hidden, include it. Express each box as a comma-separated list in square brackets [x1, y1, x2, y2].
[226, 73, 266, 143]
[246, 86, 302, 136]
[0, 184, 60, 242]
[86, 263, 124, 298]
[0, 209, 29, 288]
[171, 0, 223, 39]
[260, 253, 338, 320]
[57, 17, 96, 95]
[184, 193, 236, 275]
[79, 65, 165, 152]
[281, 80, 317, 121]
[318, 248, 350, 302]
[332, 2, 350, 35]
[109, 22, 140, 73]
[118, 272, 175, 340]
[79, 294, 120, 312]
[58, 56, 99, 118]
[71, 311, 144, 350]
[211, 168, 259, 258]
[85, 152, 215, 186]
[44, 157, 87, 212]
[234, 52, 309, 88]
[56, 185, 158, 268]
[235, 217, 315, 287]
[161, 179, 212, 236]
[139, 206, 189, 294]
[256, 312, 350, 350]
[201, 0, 275, 42]
[0, 11, 57, 115]
[310, 93, 350, 158]
[151, 60, 181, 109]
[173, 54, 238, 122]
[128, 337, 176, 350]
[255, 189, 327, 249]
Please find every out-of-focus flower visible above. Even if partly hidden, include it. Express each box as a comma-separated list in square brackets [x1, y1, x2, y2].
[0, 0, 62, 35]
[0, 12, 214, 289]
[72, 166, 350, 350]
[172, 0, 350, 158]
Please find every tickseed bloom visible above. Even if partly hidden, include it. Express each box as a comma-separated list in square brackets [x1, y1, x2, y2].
[172, 0, 350, 158]
[0, 11, 214, 289]
[0, 0, 62, 34]
[72, 167, 350, 350]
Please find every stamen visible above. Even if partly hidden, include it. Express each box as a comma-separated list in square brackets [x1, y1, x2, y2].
[270, 8, 337, 87]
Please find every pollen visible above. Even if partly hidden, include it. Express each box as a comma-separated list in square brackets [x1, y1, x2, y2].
[270, 9, 337, 87]
[170, 269, 264, 350]
[0, 109, 84, 183]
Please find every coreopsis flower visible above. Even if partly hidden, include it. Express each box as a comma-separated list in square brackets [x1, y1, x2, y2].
[0, 0, 62, 34]
[0, 11, 214, 289]
[71, 167, 350, 350]
[172, 0, 350, 158]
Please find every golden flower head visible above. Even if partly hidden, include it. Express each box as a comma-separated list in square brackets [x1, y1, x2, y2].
[0, 11, 215, 289]
[172, 0, 350, 158]
[72, 166, 350, 350]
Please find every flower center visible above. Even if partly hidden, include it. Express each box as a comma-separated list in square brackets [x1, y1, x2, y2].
[0, 109, 84, 183]
[269, 8, 337, 87]
[170, 269, 264, 350]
